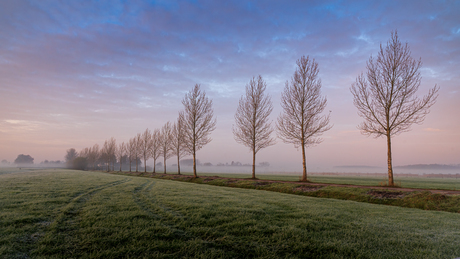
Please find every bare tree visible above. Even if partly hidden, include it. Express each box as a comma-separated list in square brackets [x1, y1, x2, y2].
[181, 84, 217, 178]
[128, 137, 136, 172]
[159, 122, 174, 174]
[87, 144, 100, 170]
[134, 133, 142, 172]
[351, 31, 439, 186]
[233, 75, 276, 179]
[171, 112, 189, 175]
[101, 140, 109, 171]
[108, 138, 117, 171]
[277, 56, 332, 182]
[150, 129, 162, 174]
[101, 138, 116, 171]
[79, 147, 89, 159]
[140, 129, 152, 173]
[109, 138, 117, 171]
[116, 142, 126, 172]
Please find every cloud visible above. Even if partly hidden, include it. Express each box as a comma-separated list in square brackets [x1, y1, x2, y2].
[423, 128, 442, 132]
[0, 0, 459, 165]
[2, 120, 47, 133]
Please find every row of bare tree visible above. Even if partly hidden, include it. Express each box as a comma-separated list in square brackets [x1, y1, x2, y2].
[70, 55, 332, 181]
[243, 31, 438, 186]
[68, 31, 438, 186]
[73, 85, 216, 178]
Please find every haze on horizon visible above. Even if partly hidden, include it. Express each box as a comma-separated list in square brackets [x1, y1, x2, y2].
[1, 1, 459, 173]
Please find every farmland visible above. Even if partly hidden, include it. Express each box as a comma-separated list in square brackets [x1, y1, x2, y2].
[1, 168, 459, 258]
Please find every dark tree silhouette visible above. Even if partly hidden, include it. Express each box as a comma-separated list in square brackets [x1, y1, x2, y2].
[65, 148, 78, 168]
[14, 154, 34, 164]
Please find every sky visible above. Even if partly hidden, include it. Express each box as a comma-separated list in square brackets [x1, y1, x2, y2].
[0, 0, 459, 172]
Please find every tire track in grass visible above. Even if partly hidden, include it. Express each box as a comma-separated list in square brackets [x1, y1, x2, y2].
[132, 181, 161, 220]
[132, 180, 191, 240]
[55, 178, 132, 224]
[36, 178, 132, 256]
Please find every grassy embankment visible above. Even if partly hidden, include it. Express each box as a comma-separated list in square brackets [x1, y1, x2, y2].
[157, 171, 460, 190]
[1, 168, 459, 258]
[116, 171, 460, 214]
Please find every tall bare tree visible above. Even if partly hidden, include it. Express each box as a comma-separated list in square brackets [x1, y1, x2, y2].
[277, 56, 332, 182]
[159, 122, 174, 174]
[140, 129, 152, 173]
[88, 144, 100, 170]
[134, 133, 142, 172]
[233, 75, 276, 179]
[116, 142, 126, 172]
[110, 138, 117, 171]
[101, 138, 116, 171]
[181, 84, 217, 178]
[150, 129, 162, 173]
[102, 141, 110, 171]
[350, 31, 439, 186]
[108, 138, 117, 171]
[101, 140, 109, 171]
[171, 112, 188, 175]
[128, 137, 136, 172]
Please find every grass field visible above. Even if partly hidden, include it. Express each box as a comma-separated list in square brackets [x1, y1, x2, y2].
[173, 171, 460, 190]
[1, 168, 459, 258]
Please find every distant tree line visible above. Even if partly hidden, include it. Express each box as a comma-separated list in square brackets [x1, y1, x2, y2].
[63, 31, 438, 186]
[14, 154, 34, 164]
[40, 160, 63, 165]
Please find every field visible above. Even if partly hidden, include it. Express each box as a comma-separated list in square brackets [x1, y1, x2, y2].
[1, 168, 459, 258]
[170, 171, 460, 190]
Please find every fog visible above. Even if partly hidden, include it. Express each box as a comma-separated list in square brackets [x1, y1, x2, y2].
[170, 165, 460, 176]
[2, 159, 459, 177]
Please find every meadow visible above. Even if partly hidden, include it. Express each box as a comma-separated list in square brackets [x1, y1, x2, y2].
[170, 171, 460, 190]
[1, 168, 459, 258]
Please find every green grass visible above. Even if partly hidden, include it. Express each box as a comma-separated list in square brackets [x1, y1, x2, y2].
[1, 169, 460, 258]
[173, 171, 460, 190]
[142, 172, 460, 213]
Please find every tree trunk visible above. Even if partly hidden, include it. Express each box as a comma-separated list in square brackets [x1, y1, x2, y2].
[135, 158, 138, 172]
[164, 156, 167, 174]
[144, 156, 147, 173]
[301, 140, 307, 182]
[152, 159, 156, 174]
[386, 133, 394, 186]
[193, 149, 197, 178]
[119, 159, 122, 172]
[129, 160, 132, 172]
[252, 150, 256, 179]
[177, 155, 181, 175]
